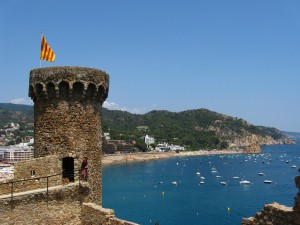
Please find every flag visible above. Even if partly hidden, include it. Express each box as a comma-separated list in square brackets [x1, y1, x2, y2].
[40, 34, 55, 62]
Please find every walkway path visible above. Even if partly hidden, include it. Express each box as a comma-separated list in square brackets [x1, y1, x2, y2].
[0, 182, 79, 200]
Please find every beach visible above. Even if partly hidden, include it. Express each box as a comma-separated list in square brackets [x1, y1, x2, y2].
[102, 150, 241, 166]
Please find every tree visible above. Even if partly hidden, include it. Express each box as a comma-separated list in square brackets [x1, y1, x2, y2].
[218, 141, 229, 150]
[134, 139, 147, 152]
[6, 140, 15, 146]
[15, 137, 22, 144]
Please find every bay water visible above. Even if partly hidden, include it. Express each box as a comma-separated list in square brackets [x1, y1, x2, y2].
[103, 139, 300, 225]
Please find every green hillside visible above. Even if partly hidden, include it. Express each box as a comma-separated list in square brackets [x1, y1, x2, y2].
[102, 108, 287, 150]
[0, 103, 288, 150]
[0, 103, 34, 127]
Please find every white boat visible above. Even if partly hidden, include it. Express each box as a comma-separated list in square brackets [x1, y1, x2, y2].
[220, 181, 227, 185]
[211, 167, 217, 172]
[291, 165, 297, 168]
[216, 175, 222, 178]
[200, 177, 205, 180]
[264, 180, 272, 184]
[172, 181, 177, 185]
[233, 176, 239, 179]
[196, 172, 201, 175]
[259, 172, 265, 176]
[199, 181, 205, 184]
[240, 180, 251, 184]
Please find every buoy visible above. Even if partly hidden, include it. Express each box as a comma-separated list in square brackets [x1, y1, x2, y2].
[162, 191, 165, 197]
[228, 207, 230, 212]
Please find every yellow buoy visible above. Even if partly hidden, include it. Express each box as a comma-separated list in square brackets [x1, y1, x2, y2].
[162, 191, 165, 197]
[228, 207, 230, 212]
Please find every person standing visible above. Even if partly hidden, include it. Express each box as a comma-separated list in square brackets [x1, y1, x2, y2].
[81, 157, 88, 181]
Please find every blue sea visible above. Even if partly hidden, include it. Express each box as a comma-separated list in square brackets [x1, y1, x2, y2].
[103, 139, 300, 225]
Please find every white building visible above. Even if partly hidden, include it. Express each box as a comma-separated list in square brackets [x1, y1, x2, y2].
[155, 142, 185, 152]
[156, 142, 169, 152]
[103, 133, 110, 141]
[144, 135, 155, 146]
[3, 139, 34, 163]
[5, 122, 20, 131]
[4, 147, 34, 163]
[169, 144, 185, 151]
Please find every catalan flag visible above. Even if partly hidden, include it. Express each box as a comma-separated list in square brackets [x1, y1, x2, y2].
[40, 34, 55, 62]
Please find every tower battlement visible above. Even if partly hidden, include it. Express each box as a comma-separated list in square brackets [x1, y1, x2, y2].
[29, 66, 109, 102]
[28, 66, 109, 205]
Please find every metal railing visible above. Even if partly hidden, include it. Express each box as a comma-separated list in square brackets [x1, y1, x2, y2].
[0, 169, 82, 206]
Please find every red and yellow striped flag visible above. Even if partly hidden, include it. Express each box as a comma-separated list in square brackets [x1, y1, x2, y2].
[40, 34, 55, 62]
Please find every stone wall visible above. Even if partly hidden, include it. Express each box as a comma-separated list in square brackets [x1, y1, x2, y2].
[0, 183, 87, 224]
[14, 155, 61, 179]
[242, 203, 296, 225]
[29, 66, 110, 205]
[0, 183, 139, 225]
[0, 155, 62, 195]
[81, 203, 139, 225]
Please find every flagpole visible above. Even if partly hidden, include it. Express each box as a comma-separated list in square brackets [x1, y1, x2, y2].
[40, 32, 43, 68]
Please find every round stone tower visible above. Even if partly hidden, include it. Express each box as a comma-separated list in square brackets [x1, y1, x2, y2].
[29, 66, 109, 205]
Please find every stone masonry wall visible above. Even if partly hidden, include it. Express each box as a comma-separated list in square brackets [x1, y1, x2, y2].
[32, 99, 103, 203]
[0, 155, 62, 195]
[81, 203, 139, 225]
[242, 203, 296, 225]
[0, 184, 139, 225]
[0, 183, 87, 224]
[29, 66, 110, 205]
[14, 155, 61, 179]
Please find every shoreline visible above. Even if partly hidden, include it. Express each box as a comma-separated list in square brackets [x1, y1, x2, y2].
[102, 150, 243, 166]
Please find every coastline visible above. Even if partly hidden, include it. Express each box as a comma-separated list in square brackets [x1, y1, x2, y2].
[102, 150, 242, 166]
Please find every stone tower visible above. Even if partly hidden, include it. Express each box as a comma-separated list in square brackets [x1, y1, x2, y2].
[28, 66, 109, 205]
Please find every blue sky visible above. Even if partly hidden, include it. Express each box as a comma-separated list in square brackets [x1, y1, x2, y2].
[0, 1, 299, 132]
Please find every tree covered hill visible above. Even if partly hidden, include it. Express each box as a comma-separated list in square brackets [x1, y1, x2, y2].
[0, 103, 34, 127]
[0, 103, 289, 150]
[102, 108, 289, 150]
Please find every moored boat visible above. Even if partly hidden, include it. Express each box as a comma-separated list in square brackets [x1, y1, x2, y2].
[240, 180, 251, 184]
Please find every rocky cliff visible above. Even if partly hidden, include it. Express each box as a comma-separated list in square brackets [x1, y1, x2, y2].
[204, 113, 295, 147]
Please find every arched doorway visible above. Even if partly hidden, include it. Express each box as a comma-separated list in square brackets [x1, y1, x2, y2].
[62, 157, 74, 182]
